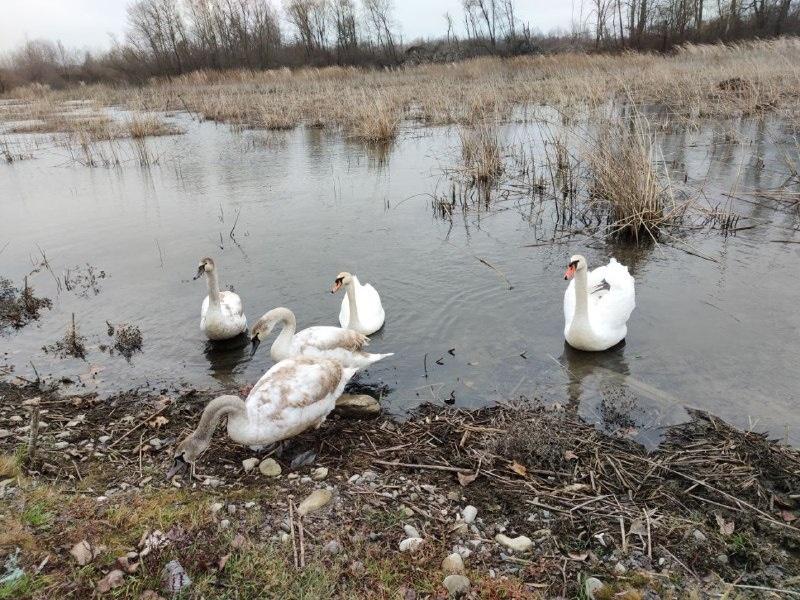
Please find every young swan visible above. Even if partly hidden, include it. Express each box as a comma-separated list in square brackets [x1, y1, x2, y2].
[167, 356, 358, 478]
[195, 257, 247, 340]
[563, 254, 636, 351]
[331, 271, 385, 335]
[250, 307, 392, 369]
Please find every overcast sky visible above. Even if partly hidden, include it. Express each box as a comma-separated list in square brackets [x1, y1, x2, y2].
[0, 0, 579, 54]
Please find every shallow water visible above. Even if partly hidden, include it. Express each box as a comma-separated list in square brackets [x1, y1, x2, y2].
[1, 109, 799, 447]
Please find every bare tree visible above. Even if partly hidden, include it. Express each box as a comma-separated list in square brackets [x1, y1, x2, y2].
[331, 0, 359, 61]
[285, 0, 329, 55]
[362, 0, 399, 62]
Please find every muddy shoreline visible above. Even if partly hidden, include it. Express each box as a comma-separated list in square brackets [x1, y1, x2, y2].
[0, 378, 798, 598]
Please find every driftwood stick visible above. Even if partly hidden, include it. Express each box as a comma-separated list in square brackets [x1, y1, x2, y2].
[373, 459, 471, 474]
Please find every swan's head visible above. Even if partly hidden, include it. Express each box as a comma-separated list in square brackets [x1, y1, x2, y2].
[166, 433, 209, 479]
[249, 308, 286, 356]
[194, 257, 215, 280]
[330, 272, 353, 294]
[564, 255, 587, 280]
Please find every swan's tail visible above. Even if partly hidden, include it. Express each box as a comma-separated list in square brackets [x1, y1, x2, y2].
[366, 352, 393, 365]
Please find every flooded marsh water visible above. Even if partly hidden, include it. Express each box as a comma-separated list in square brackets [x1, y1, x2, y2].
[1, 107, 799, 447]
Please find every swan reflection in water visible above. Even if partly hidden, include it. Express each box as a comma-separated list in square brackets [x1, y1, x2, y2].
[558, 341, 688, 449]
[204, 333, 251, 388]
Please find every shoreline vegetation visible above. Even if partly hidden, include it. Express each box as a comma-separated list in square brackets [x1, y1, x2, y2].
[2, 40, 798, 240]
[0, 378, 798, 598]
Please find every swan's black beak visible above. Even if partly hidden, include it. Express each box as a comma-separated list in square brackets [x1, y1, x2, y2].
[193, 266, 204, 280]
[166, 455, 187, 479]
[330, 278, 343, 294]
[250, 336, 261, 357]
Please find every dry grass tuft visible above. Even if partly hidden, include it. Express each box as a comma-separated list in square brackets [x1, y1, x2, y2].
[459, 124, 503, 184]
[346, 93, 401, 142]
[587, 113, 681, 242]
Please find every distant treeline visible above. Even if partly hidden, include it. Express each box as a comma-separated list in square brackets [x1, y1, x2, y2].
[1, 0, 799, 91]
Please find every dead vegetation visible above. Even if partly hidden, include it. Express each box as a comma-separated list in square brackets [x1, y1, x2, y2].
[0, 277, 51, 331]
[0, 378, 797, 598]
[586, 113, 684, 242]
[106, 322, 143, 361]
[3, 38, 799, 141]
[42, 314, 86, 360]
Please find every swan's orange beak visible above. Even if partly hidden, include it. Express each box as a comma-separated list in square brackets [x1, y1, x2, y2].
[564, 265, 576, 280]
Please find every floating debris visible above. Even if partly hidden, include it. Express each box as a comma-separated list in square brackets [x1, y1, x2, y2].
[42, 313, 87, 359]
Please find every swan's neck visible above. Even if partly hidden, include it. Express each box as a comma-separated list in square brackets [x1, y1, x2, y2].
[205, 270, 221, 308]
[572, 268, 591, 328]
[345, 277, 361, 329]
[193, 395, 246, 446]
[271, 310, 297, 360]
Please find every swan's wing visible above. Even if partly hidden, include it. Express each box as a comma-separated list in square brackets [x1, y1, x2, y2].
[201, 296, 209, 318]
[294, 326, 368, 352]
[219, 291, 244, 318]
[249, 358, 344, 411]
[589, 259, 635, 329]
[357, 283, 385, 323]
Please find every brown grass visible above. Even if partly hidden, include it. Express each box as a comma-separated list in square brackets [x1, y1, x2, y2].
[4, 38, 798, 137]
[459, 124, 503, 184]
[586, 112, 680, 242]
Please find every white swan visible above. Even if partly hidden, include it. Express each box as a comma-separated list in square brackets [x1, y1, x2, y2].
[167, 356, 358, 477]
[250, 307, 392, 369]
[331, 272, 385, 335]
[196, 257, 247, 340]
[563, 254, 635, 351]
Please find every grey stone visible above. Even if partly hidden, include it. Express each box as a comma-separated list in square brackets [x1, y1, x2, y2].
[443, 574, 470, 597]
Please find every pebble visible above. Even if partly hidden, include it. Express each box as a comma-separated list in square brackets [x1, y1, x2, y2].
[226, 504, 237, 515]
[297, 489, 332, 516]
[334, 394, 380, 417]
[219, 519, 230, 529]
[399, 537, 425, 553]
[149, 437, 163, 450]
[443, 574, 470, 597]
[259, 458, 281, 477]
[323, 540, 342, 555]
[461, 505, 477, 524]
[494, 534, 533, 553]
[244, 501, 256, 509]
[98, 435, 111, 443]
[0, 429, 11, 439]
[613, 562, 627, 574]
[96, 569, 125, 593]
[361, 470, 378, 482]
[584, 577, 604, 599]
[311, 467, 328, 481]
[716, 554, 729, 565]
[242, 457, 259, 472]
[403, 525, 421, 539]
[348, 474, 361, 484]
[441, 553, 465, 574]
[53, 441, 70, 450]
[692, 529, 707, 543]
[161, 560, 191, 594]
[210, 502, 224, 514]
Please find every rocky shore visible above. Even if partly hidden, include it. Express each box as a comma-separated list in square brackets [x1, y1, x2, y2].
[0, 378, 798, 598]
